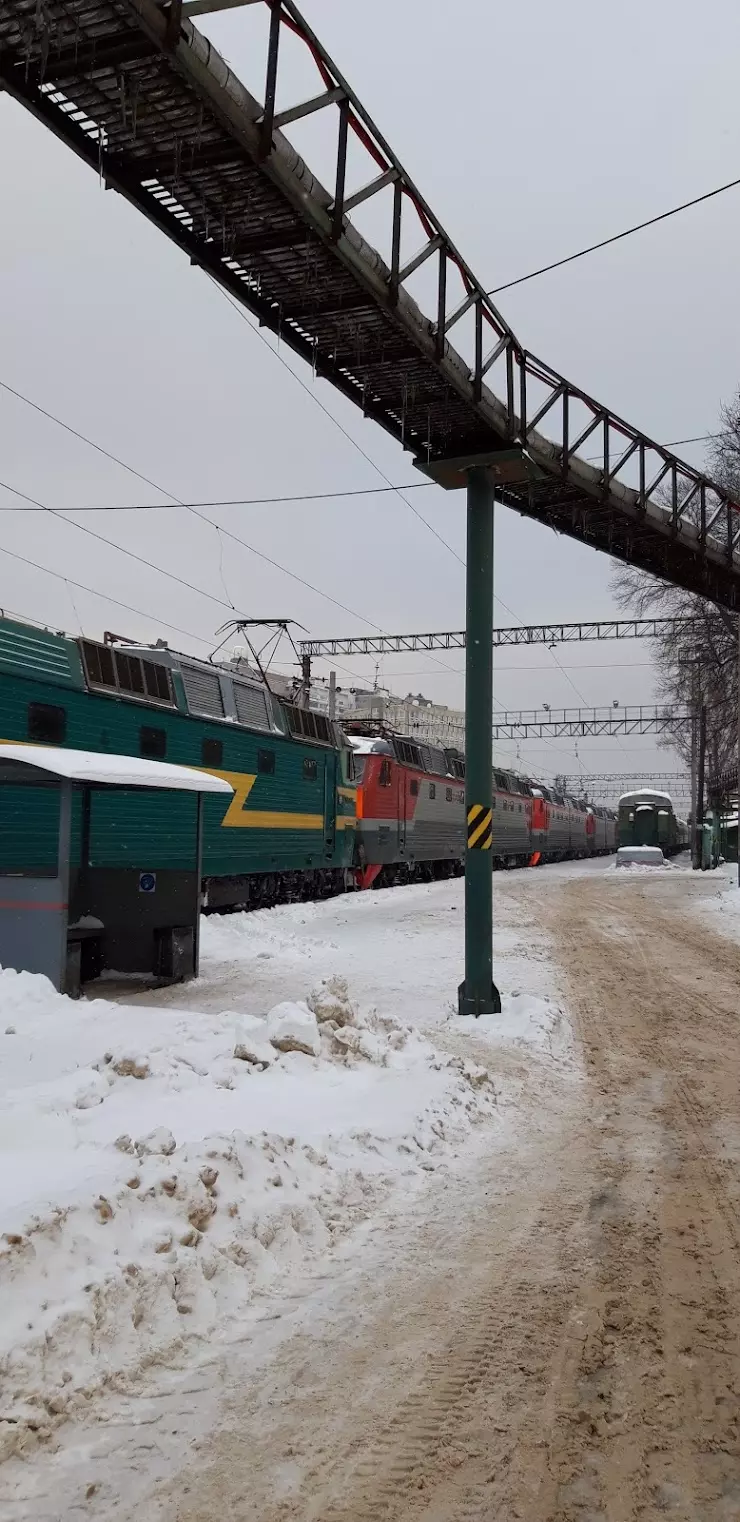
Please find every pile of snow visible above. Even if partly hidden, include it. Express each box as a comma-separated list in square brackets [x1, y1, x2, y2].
[450, 991, 573, 1066]
[615, 845, 665, 868]
[0, 970, 497, 1461]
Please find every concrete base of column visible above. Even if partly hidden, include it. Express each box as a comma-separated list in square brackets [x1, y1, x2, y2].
[457, 980, 502, 1017]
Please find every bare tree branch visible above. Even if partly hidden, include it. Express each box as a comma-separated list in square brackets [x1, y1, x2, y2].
[610, 391, 740, 775]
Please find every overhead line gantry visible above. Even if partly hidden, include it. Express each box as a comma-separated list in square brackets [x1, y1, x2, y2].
[491, 707, 691, 740]
[299, 618, 699, 661]
[564, 773, 691, 797]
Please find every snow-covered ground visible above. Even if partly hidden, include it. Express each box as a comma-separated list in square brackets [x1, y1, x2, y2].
[0, 876, 574, 1475]
[692, 861, 740, 943]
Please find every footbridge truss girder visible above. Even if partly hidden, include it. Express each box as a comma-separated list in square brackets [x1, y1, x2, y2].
[2, 0, 740, 607]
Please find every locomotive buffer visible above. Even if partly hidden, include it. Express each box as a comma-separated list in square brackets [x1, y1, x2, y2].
[417, 449, 535, 1016]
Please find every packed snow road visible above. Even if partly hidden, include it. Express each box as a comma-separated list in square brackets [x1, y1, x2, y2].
[3, 863, 740, 1519]
[148, 868, 740, 1522]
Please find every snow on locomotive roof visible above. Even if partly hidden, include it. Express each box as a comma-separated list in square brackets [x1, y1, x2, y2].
[618, 789, 674, 807]
[348, 736, 393, 755]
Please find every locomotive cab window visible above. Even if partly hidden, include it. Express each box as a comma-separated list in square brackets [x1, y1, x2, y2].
[140, 726, 166, 760]
[303, 758, 318, 781]
[429, 783, 436, 800]
[379, 758, 392, 787]
[27, 702, 66, 745]
[258, 749, 275, 775]
[446, 787, 453, 802]
[201, 738, 223, 767]
[410, 779, 419, 796]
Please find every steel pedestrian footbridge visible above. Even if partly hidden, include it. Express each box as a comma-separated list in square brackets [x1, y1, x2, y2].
[2, 0, 740, 608]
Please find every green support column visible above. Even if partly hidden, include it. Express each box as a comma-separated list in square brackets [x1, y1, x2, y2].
[458, 467, 501, 1017]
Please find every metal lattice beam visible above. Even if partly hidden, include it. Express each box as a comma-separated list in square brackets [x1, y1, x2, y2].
[492, 707, 691, 739]
[563, 773, 691, 785]
[708, 767, 739, 801]
[1, 2, 740, 606]
[563, 774, 692, 801]
[299, 618, 699, 658]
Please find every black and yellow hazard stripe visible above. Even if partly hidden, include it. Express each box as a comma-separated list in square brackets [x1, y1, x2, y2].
[467, 803, 492, 850]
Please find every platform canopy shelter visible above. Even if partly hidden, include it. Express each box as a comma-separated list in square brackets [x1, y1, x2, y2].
[0, 745, 232, 996]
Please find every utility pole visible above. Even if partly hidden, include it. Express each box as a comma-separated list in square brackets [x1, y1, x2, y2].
[458, 468, 501, 1017]
[300, 653, 311, 710]
[737, 613, 740, 886]
[690, 668, 699, 869]
[328, 669, 336, 721]
[697, 701, 707, 869]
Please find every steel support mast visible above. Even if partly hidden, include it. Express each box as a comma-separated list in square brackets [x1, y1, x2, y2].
[459, 469, 500, 1016]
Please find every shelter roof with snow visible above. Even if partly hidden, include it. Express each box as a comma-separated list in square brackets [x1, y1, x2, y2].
[0, 744, 233, 793]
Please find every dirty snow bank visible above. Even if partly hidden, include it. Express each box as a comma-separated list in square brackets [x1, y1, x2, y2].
[604, 857, 688, 875]
[0, 969, 496, 1462]
[450, 991, 573, 1066]
[691, 862, 740, 943]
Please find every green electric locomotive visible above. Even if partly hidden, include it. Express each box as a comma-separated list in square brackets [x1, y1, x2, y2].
[0, 615, 356, 909]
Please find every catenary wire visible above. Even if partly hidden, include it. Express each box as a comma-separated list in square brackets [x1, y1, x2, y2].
[0, 367, 467, 684]
[0, 345, 653, 771]
[0, 471, 384, 632]
[0, 483, 435, 513]
[0, 382, 389, 631]
[0, 414, 650, 776]
[0, 435, 720, 511]
[209, 279, 466, 569]
[0, 475, 249, 619]
[487, 174, 740, 295]
[0, 543, 215, 647]
[0, 374, 461, 646]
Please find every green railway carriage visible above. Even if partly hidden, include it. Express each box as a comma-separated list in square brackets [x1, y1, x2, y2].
[0, 616, 356, 909]
[617, 788, 687, 857]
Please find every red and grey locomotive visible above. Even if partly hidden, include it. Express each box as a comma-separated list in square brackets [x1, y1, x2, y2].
[348, 727, 616, 888]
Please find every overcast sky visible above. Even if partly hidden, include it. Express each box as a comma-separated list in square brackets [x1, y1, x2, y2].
[2, 0, 738, 800]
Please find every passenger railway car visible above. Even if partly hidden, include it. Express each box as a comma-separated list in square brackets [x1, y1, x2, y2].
[0, 616, 356, 909]
[349, 728, 616, 886]
[617, 789, 687, 857]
